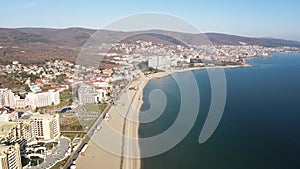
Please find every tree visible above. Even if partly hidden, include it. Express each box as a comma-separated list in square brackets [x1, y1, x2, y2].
[25, 85, 31, 92]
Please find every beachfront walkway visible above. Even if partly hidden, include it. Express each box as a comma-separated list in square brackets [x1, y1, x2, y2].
[75, 78, 146, 169]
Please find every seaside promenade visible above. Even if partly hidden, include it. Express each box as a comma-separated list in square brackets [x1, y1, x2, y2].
[75, 77, 148, 169]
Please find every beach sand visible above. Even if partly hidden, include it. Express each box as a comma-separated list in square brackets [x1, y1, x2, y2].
[75, 64, 250, 169]
[76, 76, 150, 169]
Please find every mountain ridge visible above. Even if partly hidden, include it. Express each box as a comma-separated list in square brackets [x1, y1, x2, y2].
[1, 27, 300, 63]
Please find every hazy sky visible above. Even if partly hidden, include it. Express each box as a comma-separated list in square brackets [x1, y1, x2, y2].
[1, 0, 299, 40]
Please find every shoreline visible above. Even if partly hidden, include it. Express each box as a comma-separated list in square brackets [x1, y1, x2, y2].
[134, 63, 252, 165]
[75, 63, 251, 169]
[141, 63, 252, 82]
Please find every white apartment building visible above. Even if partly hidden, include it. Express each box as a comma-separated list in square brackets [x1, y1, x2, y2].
[96, 89, 107, 103]
[78, 85, 107, 104]
[148, 56, 177, 69]
[25, 90, 60, 109]
[0, 144, 22, 169]
[0, 89, 60, 109]
[0, 89, 15, 108]
[30, 114, 60, 141]
[78, 85, 96, 104]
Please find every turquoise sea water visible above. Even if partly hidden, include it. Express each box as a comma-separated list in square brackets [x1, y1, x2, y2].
[139, 53, 300, 169]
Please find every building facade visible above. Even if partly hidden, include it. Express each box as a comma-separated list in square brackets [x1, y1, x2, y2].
[30, 114, 60, 141]
[0, 113, 60, 144]
[78, 85, 107, 104]
[25, 90, 60, 109]
[0, 89, 60, 109]
[0, 89, 15, 108]
[0, 144, 22, 169]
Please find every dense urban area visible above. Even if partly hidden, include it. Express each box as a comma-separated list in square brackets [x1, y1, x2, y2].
[1, 41, 299, 169]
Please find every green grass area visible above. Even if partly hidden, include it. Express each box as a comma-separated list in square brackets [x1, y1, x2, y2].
[60, 103, 107, 132]
[98, 103, 107, 113]
[69, 119, 93, 128]
[83, 103, 99, 112]
[21, 157, 30, 166]
[83, 103, 107, 113]
[58, 88, 73, 107]
[68, 120, 82, 127]
[60, 88, 72, 100]
[60, 119, 84, 131]
[61, 118, 95, 131]
[30, 156, 44, 166]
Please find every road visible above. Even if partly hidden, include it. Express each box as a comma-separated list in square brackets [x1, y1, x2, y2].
[64, 79, 143, 169]
[63, 104, 112, 169]
[72, 78, 143, 169]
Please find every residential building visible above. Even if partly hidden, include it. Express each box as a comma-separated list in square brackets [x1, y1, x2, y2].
[0, 144, 22, 169]
[0, 89, 15, 108]
[78, 85, 97, 104]
[78, 85, 107, 104]
[25, 90, 60, 108]
[0, 113, 60, 143]
[30, 114, 60, 141]
[0, 89, 60, 109]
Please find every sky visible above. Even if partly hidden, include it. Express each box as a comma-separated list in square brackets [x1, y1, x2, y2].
[0, 0, 300, 41]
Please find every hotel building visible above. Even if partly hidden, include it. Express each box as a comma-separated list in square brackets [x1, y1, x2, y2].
[0, 88, 60, 109]
[78, 85, 107, 104]
[30, 114, 60, 141]
[0, 144, 22, 169]
[0, 113, 60, 143]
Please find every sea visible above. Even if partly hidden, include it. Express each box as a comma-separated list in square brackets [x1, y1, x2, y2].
[139, 53, 300, 169]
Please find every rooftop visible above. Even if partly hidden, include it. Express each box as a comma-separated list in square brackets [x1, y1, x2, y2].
[0, 122, 18, 137]
[30, 113, 58, 120]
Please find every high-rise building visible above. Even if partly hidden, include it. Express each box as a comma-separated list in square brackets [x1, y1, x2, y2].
[0, 144, 22, 169]
[0, 89, 15, 108]
[0, 113, 60, 143]
[19, 121, 34, 143]
[148, 56, 174, 69]
[30, 114, 60, 141]
[25, 90, 60, 109]
[78, 85, 97, 104]
[78, 85, 107, 104]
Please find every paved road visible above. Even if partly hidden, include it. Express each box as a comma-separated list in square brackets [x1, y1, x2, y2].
[73, 79, 143, 169]
[63, 104, 111, 169]
[64, 81, 134, 169]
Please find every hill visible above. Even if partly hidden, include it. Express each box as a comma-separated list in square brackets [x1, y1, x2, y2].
[0, 27, 299, 63]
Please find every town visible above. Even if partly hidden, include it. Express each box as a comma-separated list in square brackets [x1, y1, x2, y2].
[0, 42, 299, 169]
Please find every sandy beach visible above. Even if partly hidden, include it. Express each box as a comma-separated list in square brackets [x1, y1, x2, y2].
[75, 64, 250, 169]
[75, 75, 150, 169]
